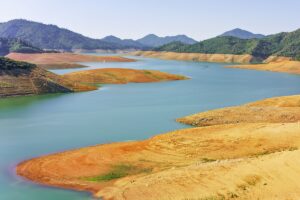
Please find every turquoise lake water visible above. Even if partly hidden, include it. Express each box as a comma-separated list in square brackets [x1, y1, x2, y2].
[1, 55, 300, 200]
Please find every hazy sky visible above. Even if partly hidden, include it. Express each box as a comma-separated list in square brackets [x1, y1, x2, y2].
[1, 0, 300, 41]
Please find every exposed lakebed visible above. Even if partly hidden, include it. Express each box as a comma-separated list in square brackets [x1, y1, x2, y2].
[1, 55, 300, 199]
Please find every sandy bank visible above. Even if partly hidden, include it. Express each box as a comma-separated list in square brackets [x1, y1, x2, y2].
[227, 60, 300, 75]
[62, 68, 188, 84]
[130, 51, 255, 64]
[17, 94, 300, 199]
[131, 51, 300, 75]
[177, 95, 300, 126]
[6, 53, 135, 69]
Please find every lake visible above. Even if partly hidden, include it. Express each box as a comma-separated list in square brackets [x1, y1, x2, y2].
[1, 55, 300, 199]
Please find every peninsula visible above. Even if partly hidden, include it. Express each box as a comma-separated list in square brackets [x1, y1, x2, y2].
[16, 94, 300, 199]
[62, 68, 187, 84]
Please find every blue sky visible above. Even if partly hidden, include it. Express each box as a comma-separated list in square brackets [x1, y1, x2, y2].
[1, 0, 300, 40]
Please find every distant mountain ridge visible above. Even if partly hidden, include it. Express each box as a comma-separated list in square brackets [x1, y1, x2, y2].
[0, 19, 125, 50]
[137, 34, 197, 47]
[156, 28, 300, 61]
[100, 35, 147, 49]
[220, 28, 265, 39]
[0, 19, 198, 51]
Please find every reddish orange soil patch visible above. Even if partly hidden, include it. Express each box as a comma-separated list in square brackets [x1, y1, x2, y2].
[177, 95, 300, 126]
[6, 53, 135, 69]
[227, 60, 300, 75]
[131, 51, 255, 63]
[62, 68, 188, 84]
[17, 122, 300, 199]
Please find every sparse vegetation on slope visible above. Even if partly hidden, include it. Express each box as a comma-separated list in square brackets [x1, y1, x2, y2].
[85, 164, 152, 182]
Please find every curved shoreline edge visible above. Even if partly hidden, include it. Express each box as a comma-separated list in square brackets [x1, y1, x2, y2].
[130, 51, 300, 75]
[16, 94, 300, 200]
[6, 52, 136, 69]
[0, 54, 187, 98]
[130, 51, 255, 64]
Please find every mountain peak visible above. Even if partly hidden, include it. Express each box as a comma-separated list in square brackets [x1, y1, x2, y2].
[137, 34, 197, 47]
[220, 28, 265, 39]
[0, 19, 149, 50]
[101, 35, 122, 43]
[143, 34, 159, 39]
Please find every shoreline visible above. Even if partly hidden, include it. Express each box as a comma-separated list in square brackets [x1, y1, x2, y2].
[0, 54, 187, 98]
[130, 51, 255, 64]
[5, 52, 136, 69]
[130, 51, 300, 75]
[16, 94, 300, 199]
[61, 68, 188, 85]
[227, 60, 300, 75]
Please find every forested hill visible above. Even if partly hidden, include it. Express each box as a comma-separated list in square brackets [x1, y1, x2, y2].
[0, 19, 142, 50]
[0, 38, 44, 56]
[156, 28, 300, 60]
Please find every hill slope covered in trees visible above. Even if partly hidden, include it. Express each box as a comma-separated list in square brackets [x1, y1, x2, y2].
[156, 29, 300, 60]
[0, 38, 43, 56]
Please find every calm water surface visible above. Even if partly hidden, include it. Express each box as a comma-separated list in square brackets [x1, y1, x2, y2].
[1, 55, 300, 200]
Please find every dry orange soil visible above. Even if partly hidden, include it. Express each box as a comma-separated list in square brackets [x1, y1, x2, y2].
[177, 95, 300, 126]
[62, 68, 188, 84]
[131, 51, 300, 75]
[227, 60, 300, 75]
[6, 53, 135, 69]
[131, 51, 255, 64]
[17, 95, 300, 200]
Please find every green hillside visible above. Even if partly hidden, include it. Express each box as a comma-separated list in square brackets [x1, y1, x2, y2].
[0, 19, 137, 50]
[0, 57, 36, 70]
[0, 38, 43, 56]
[156, 29, 300, 61]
